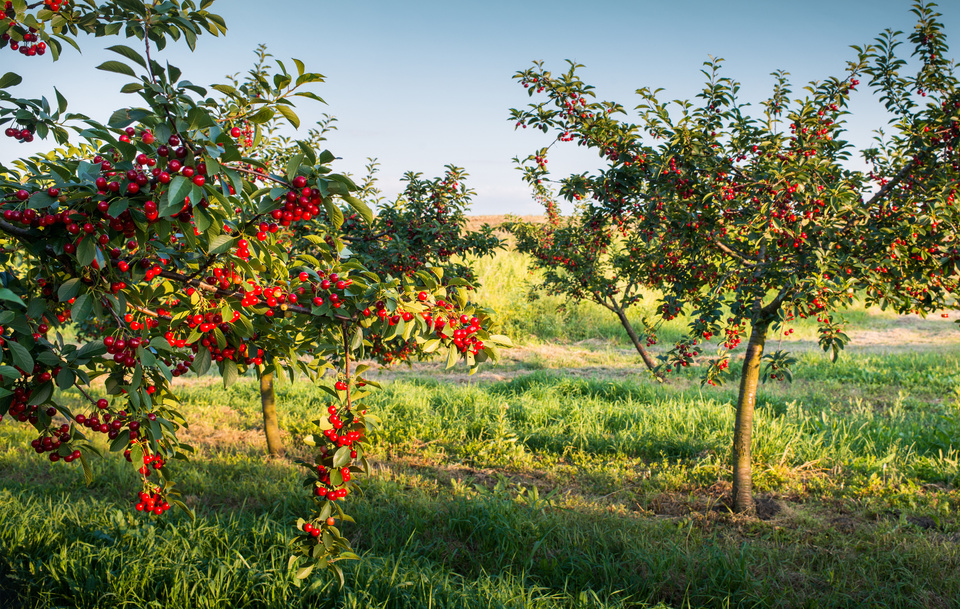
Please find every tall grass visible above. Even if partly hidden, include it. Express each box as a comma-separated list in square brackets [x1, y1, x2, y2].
[1, 360, 959, 608]
[0, 248, 958, 608]
[470, 249, 921, 349]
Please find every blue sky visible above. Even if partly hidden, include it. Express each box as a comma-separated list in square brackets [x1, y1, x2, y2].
[3, 0, 957, 214]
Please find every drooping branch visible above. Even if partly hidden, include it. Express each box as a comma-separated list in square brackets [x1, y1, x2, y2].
[156, 268, 355, 322]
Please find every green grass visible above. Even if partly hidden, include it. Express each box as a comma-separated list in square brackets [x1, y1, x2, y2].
[1, 343, 959, 608]
[468, 248, 937, 351]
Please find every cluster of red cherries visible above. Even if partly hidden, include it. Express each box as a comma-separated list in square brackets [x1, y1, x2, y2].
[3, 126, 34, 143]
[134, 488, 171, 515]
[1, 0, 64, 58]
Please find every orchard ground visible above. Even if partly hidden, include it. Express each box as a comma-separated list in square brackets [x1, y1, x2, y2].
[0, 232, 959, 609]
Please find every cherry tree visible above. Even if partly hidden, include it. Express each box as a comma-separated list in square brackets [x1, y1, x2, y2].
[0, 0, 507, 582]
[508, 0, 959, 513]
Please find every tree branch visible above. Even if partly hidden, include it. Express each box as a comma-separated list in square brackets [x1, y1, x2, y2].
[864, 156, 917, 209]
[156, 268, 355, 322]
[710, 237, 757, 266]
[0, 219, 36, 239]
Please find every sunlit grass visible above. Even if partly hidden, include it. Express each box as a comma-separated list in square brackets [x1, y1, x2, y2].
[1, 245, 960, 608]
[469, 248, 956, 355]
[2, 346, 958, 608]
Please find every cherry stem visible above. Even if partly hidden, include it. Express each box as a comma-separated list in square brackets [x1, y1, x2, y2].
[341, 319, 351, 411]
[128, 303, 168, 320]
[72, 383, 99, 409]
[224, 164, 291, 186]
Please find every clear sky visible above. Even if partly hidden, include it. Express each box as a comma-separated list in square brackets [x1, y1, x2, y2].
[3, 0, 957, 214]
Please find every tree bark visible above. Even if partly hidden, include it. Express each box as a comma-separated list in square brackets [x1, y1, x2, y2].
[731, 319, 769, 514]
[259, 364, 283, 456]
[614, 307, 660, 373]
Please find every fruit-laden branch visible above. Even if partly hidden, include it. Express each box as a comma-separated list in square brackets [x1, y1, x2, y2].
[155, 269, 356, 322]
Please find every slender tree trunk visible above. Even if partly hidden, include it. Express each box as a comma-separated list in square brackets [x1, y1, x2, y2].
[259, 363, 283, 456]
[731, 319, 769, 514]
[613, 307, 660, 373]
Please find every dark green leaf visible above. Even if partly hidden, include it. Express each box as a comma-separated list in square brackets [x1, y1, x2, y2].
[166, 175, 191, 211]
[0, 288, 24, 307]
[58, 278, 82, 302]
[222, 359, 239, 387]
[72, 294, 93, 324]
[6, 340, 33, 373]
[96, 60, 138, 77]
[106, 44, 147, 68]
[77, 237, 97, 267]
[0, 72, 23, 89]
[208, 234, 234, 255]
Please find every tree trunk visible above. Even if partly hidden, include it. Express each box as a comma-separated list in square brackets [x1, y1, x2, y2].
[259, 364, 283, 456]
[614, 307, 660, 373]
[731, 319, 769, 514]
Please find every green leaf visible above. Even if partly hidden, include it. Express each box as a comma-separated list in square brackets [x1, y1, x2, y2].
[96, 60, 138, 77]
[108, 198, 130, 218]
[222, 359, 239, 387]
[56, 367, 75, 390]
[276, 104, 300, 129]
[27, 381, 53, 406]
[77, 237, 97, 267]
[247, 107, 275, 124]
[286, 152, 304, 182]
[0, 288, 24, 307]
[332, 446, 351, 468]
[72, 294, 93, 324]
[192, 346, 211, 376]
[342, 195, 372, 225]
[445, 345, 459, 369]
[37, 352, 61, 367]
[78, 451, 94, 485]
[167, 63, 182, 84]
[0, 72, 23, 89]
[120, 82, 144, 94]
[106, 44, 147, 68]
[211, 83, 241, 98]
[76, 340, 106, 359]
[54, 88, 68, 114]
[194, 207, 212, 232]
[137, 346, 157, 367]
[58, 278, 82, 302]
[167, 175, 192, 211]
[6, 340, 33, 373]
[171, 499, 195, 520]
[323, 198, 343, 229]
[208, 234, 234, 255]
[109, 433, 130, 452]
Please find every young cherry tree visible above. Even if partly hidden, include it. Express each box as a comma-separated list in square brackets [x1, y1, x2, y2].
[0, 0, 506, 582]
[509, 0, 960, 513]
[506, 197, 661, 372]
[233, 103, 505, 454]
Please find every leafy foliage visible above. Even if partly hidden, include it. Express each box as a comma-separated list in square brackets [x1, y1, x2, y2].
[0, 0, 506, 581]
[508, 0, 960, 511]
